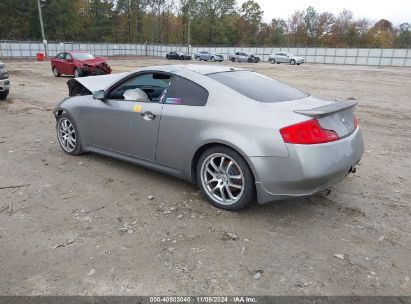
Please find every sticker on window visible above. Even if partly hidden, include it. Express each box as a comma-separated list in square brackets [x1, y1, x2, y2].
[165, 97, 183, 104]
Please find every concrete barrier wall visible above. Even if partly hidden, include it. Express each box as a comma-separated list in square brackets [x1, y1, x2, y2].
[1, 41, 410, 67]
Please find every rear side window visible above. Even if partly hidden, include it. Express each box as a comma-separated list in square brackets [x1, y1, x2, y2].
[208, 71, 307, 103]
[165, 76, 209, 106]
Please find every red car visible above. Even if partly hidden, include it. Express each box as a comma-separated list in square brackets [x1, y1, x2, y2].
[51, 51, 111, 78]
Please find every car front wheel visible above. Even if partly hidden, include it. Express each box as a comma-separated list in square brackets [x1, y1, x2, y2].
[197, 146, 255, 211]
[56, 113, 83, 156]
[73, 68, 81, 78]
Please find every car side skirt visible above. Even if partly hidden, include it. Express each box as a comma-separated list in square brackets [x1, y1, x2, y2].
[85, 145, 190, 182]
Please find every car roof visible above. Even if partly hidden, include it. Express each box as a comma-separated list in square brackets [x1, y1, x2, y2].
[139, 64, 244, 75]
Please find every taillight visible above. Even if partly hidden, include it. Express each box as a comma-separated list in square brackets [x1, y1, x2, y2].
[280, 119, 339, 144]
[354, 115, 358, 129]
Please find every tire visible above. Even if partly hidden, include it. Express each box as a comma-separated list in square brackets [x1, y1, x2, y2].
[73, 68, 81, 78]
[56, 113, 83, 156]
[52, 67, 61, 77]
[276, 61, 280, 64]
[197, 146, 255, 211]
[0, 90, 9, 100]
[290, 59, 296, 65]
[219, 60, 223, 62]
[211, 56, 215, 62]
[196, 56, 201, 61]
[166, 55, 170, 60]
[297, 63, 301, 65]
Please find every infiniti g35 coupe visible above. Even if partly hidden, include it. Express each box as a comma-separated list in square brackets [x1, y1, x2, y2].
[53, 65, 364, 210]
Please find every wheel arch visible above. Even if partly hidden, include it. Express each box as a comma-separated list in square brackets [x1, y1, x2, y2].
[189, 141, 257, 185]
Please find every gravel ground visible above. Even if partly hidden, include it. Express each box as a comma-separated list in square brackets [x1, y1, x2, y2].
[0, 58, 410, 296]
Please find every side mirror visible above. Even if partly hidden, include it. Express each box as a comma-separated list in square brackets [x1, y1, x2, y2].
[93, 90, 105, 100]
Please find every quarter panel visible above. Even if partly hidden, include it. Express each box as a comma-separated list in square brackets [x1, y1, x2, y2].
[156, 101, 291, 179]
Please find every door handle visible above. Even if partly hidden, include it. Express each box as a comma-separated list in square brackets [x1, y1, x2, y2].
[141, 111, 156, 121]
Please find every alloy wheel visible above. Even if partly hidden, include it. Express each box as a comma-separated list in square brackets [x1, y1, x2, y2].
[200, 153, 245, 205]
[58, 118, 77, 153]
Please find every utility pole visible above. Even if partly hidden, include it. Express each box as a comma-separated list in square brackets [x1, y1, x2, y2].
[37, 0, 48, 57]
[187, 0, 191, 55]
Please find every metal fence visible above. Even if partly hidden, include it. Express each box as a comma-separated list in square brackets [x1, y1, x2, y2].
[1, 40, 410, 67]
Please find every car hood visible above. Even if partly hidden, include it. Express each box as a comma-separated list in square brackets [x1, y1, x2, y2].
[77, 57, 108, 66]
[75, 72, 130, 92]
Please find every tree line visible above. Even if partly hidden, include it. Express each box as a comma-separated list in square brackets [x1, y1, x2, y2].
[0, 0, 410, 48]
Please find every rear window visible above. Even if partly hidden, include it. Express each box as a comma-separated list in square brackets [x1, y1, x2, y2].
[208, 71, 307, 103]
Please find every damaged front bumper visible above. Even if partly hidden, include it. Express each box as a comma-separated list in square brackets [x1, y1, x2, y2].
[0, 79, 10, 92]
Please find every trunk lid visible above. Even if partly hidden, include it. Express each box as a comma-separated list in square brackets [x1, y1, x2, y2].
[294, 99, 357, 138]
[262, 96, 358, 138]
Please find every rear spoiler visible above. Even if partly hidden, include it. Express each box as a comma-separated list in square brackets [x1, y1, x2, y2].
[294, 100, 358, 117]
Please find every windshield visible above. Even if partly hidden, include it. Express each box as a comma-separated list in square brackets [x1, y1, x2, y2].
[72, 52, 95, 60]
[208, 71, 307, 103]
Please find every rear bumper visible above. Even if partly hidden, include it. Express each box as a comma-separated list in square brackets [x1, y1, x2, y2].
[0, 79, 10, 92]
[251, 128, 364, 204]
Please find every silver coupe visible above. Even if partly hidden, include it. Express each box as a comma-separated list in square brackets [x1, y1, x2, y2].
[53, 65, 364, 210]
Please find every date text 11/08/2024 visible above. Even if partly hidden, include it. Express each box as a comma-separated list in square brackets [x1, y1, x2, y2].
[149, 296, 257, 303]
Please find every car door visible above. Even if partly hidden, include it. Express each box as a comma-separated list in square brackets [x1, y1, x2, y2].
[156, 75, 209, 169]
[240, 53, 248, 62]
[88, 72, 172, 161]
[54, 53, 65, 73]
[63, 53, 75, 75]
[276, 53, 283, 62]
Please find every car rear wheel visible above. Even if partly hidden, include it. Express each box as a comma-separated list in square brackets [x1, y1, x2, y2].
[197, 146, 255, 211]
[52, 67, 61, 77]
[290, 59, 296, 65]
[196, 56, 201, 61]
[0, 90, 9, 100]
[73, 68, 81, 78]
[56, 113, 83, 156]
[269, 58, 275, 64]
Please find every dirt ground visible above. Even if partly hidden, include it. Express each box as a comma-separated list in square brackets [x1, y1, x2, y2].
[0, 57, 410, 296]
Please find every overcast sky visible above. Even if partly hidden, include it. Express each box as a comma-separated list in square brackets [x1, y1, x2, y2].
[239, 0, 411, 25]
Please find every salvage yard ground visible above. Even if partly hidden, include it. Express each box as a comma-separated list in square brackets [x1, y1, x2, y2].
[0, 58, 410, 295]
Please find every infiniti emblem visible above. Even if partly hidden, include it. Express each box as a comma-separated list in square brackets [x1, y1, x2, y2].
[342, 116, 348, 123]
